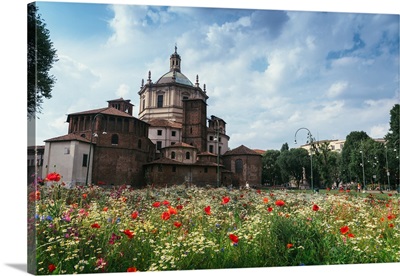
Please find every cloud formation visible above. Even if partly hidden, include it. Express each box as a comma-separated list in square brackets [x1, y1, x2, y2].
[33, 1, 399, 151]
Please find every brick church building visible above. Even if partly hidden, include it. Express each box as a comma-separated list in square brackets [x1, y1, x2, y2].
[41, 47, 262, 188]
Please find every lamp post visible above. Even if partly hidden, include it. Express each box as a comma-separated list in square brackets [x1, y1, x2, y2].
[85, 113, 106, 186]
[360, 150, 366, 191]
[385, 145, 390, 191]
[294, 127, 314, 191]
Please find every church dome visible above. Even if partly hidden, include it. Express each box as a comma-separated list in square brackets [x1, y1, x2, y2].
[156, 71, 194, 86]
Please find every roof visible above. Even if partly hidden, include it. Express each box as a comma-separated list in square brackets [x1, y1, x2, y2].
[223, 145, 262, 156]
[165, 142, 197, 149]
[67, 107, 134, 122]
[44, 133, 91, 143]
[148, 118, 182, 128]
[145, 157, 221, 167]
[156, 70, 194, 86]
[252, 149, 266, 155]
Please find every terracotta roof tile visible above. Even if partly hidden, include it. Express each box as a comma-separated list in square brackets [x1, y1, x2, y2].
[148, 119, 182, 128]
[44, 133, 91, 143]
[223, 145, 261, 156]
[165, 142, 196, 149]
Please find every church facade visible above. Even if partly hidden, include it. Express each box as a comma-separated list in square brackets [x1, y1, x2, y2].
[41, 48, 262, 188]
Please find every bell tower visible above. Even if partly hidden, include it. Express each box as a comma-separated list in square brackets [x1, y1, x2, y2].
[170, 45, 181, 72]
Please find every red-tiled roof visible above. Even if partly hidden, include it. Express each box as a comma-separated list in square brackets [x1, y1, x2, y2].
[252, 149, 266, 155]
[67, 107, 134, 120]
[148, 118, 182, 128]
[165, 142, 196, 149]
[223, 145, 261, 156]
[44, 133, 91, 143]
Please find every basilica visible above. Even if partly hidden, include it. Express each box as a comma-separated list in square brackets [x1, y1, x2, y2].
[41, 48, 262, 188]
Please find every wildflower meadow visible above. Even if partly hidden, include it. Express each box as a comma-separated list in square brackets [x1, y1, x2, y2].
[28, 173, 400, 274]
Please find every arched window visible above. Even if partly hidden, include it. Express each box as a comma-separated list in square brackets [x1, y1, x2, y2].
[171, 151, 176, 159]
[185, 152, 190, 159]
[111, 134, 119, 145]
[235, 159, 243, 173]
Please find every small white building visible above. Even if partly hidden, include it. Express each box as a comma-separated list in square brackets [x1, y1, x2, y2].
[42, 133, 92, 187]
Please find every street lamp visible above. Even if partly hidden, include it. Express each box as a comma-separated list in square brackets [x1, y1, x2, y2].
[294, 127, 314, 191]
[385, 145, 390, 191]
[360, 150, 366, 191]
[85, 113, 106, 186]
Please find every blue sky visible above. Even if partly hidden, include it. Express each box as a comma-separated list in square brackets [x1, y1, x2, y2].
[28, 0, 400, 151]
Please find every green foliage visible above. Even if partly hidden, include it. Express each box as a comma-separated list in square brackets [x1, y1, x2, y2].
[277, 148, 310, 187]
[261, 150, 282, 185]
[27, 3, 58, 119]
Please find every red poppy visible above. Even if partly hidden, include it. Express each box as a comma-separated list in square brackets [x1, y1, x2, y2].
[340, 225, 350, 235]
[275, 200, 285, 207]
[127, 267, 137, 272]
[161, 211, 171, 221]
[389, 223, 394, 228]
[131, 211, 138, 219]
[162, 200, 170, 206]
[168, 206, 178, 215]
[263, 197, 269, 203]
[29, 191, 41, 201]
[91, 223, 101, 229]
[103, 207, 108, 212]
[229, 234, 239, 244]
[82, 193, 87, 199]
[222, 196, 230, 204]
[286, 243, 293, 249]
[388, 193, 393, 197]
[204, 206, 211, 215]
[388, 214, 396, 220]
[256, 189, 261, 194]
[173, 221, 182, 228]
[47, 172, 61, 182]
[152, 202, 161, 207]
[123, 229, 135, 239]
[267, 207, 273, 212]
[48, 264, 56, 273]
[347, 233, 355, 238]
[312, 204, 320, 211]
[176, 204, 183, 210]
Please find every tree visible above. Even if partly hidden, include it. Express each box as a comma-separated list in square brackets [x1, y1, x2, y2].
[385, 104, 400, 148]
[277, 148, 310, 188]
[27, 3, 58, 119]
[261, 150, 282, 186]
[340, 131, 370, 183]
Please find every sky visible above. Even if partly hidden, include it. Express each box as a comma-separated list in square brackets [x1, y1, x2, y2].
[27, 1, 399, 151]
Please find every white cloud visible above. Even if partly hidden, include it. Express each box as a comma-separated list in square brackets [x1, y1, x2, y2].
[325, 82, 349, 98]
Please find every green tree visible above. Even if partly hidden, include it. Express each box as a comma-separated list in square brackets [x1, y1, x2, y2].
[27, 3, 58, 119]
[261, 150, 282, 186]
[340, 131, 370, 183]
[280, 142, 289, 152]
[385, 104, 400, 149]
[313, 141, 341, 188]
[277, 148, 310, 188]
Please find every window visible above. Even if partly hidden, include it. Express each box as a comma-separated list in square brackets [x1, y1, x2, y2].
[111, 134, 119, 145]
[204, 167, 208, 173]
[157, 94, 163, 108]
[172, 166, 177, 172]
[209, 145, 214, 153]
[171, 151, 176, 159]
[182, 96, 188, 101]
[185, 152, 190, 159]
[138, 139, 142, 149]
[235, 159, 243, 173]
[156, 141, 162, 151]
[172, 131, 176, 137]
[209, 136, 214, 141]
[171, 142, 176, 145]
[158, 164, 163, 172]
[142, 99, 145, 111]
[157, 130, 162, 136]
[82, 154, 88, 167]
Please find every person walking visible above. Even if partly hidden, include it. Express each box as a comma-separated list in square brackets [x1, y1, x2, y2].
[357, 183, 361, 193]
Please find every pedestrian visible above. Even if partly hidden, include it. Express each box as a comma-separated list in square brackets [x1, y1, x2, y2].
[357, 183, 361, 193]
